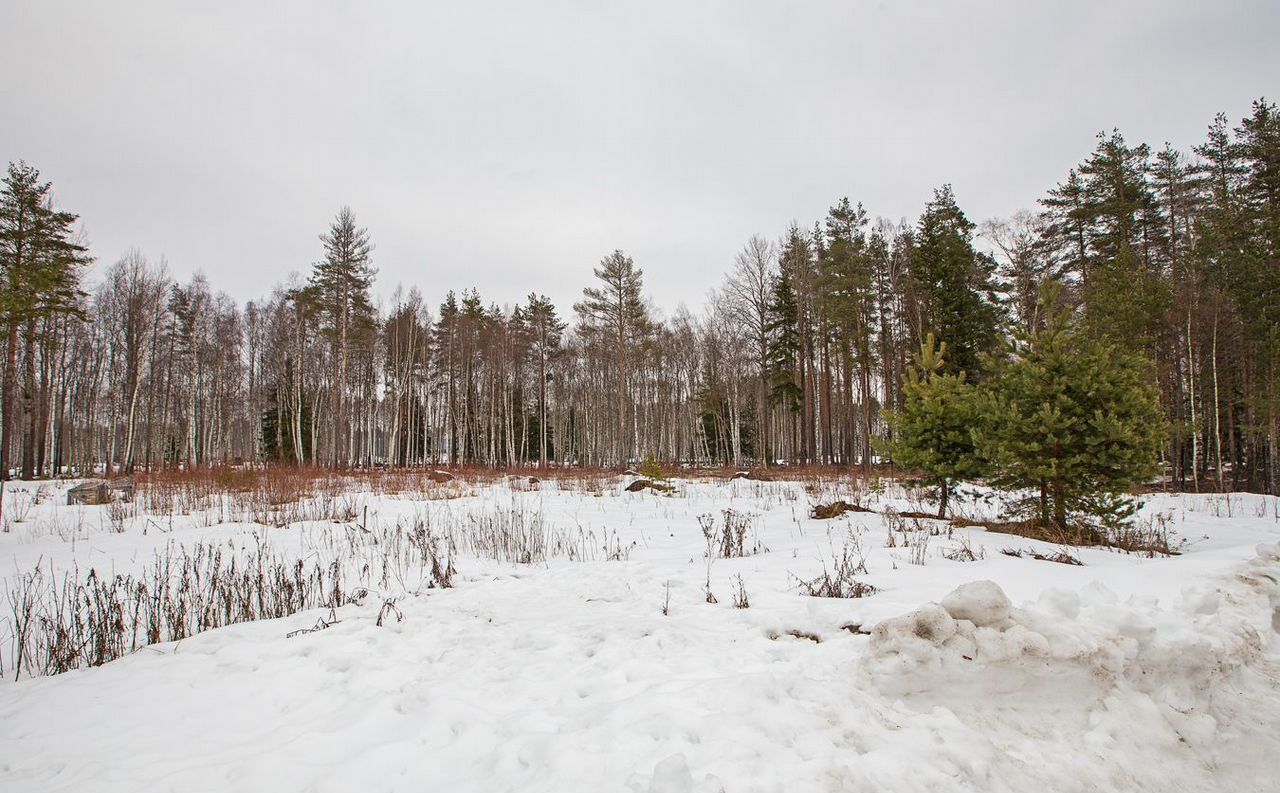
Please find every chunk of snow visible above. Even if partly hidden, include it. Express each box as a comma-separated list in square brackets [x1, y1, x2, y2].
[1180, 587, 1219, 616]
[629, 754, 725, 793]
[941, 580, 1012, 627]
[870, 603, 957, 658]
[1037, 588, 1082, 620]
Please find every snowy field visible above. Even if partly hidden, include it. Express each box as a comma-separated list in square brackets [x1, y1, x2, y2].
[1, 474, 1278, 793]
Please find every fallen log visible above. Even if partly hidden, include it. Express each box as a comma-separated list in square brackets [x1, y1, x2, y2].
[626, 479, 673, 493]
[810, 500, 875, 519]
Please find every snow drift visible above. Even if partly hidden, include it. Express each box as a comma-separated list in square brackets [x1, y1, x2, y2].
[861, 544, 1280, 792]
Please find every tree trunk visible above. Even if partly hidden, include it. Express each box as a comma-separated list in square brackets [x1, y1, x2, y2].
[2, 322, 19, 479]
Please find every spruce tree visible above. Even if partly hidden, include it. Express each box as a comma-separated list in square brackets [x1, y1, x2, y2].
[910, 185, 1000, 377]
[888, 333, 985, 518]
[765, 254, 802, 410]
[979, 288, 1165, 529]
[434, 291, 462, 463]
[260, 379, 312, 462]
[525, 293, 564, 468]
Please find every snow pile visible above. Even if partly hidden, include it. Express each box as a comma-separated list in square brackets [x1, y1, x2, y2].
[871, 548, 1280, 682]
[940, 580, 1012, 626]
[863, 544, 1280, 791]
[869, 579, 1051, 676]
[626, 754, 724, 793]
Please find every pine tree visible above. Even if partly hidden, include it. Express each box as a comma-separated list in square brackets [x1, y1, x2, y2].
[1078, 131, 1160, 265]
[979, 288, 1165, 529]
[1230, 101, 1280, 344]
[1233, 99, 1280, 493]
[1040, 168, 1091, 290]
[1076, 131, 1169, 349]
[1237, 99, 1280, 261]
[887, 334, 984, 518]
[818, 197, 876, 468]
[1152, 143, 1200, 276]
[0, 161, 91, 479]
[574, 250, 650, 465]
[308, 206, 374, 467]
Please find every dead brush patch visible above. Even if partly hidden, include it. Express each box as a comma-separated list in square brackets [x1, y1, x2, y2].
[954, 516, 1105, 545]
[784, 629, 822, 643]
[131, 466, 485, 527]
[4, 517, 458, 680]
[810, 500, 875, 519]
[5, 540, 352, 679]
[942, 535, 985, 562]
[765, 628, 823, 643]
[1000, 546, 1084, 565]
[707, 509, 766, 558]
[1106, 511, 1184, 557]
[954, 512, 1182, 557]
[451, 503, 635, 564]
[795, 531, 877, 598]
[897, 510, 946, 520]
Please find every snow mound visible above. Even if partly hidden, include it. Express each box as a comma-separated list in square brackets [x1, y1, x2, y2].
[870, 596, 1048, 677]
[861, 549, 1280, 791]
[871, 548, 1280, 682]
[940, 579, 1012, 627]
[870, 580, 1056, 676]
[627, 754, 725, 793]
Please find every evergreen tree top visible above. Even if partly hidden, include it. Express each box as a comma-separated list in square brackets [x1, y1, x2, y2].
[0, 160, 92, 321]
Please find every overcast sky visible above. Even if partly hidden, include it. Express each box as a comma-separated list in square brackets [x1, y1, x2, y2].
[3, 1, 1275, 317]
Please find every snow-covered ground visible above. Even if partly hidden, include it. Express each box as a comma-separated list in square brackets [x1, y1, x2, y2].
[0, 476, 1278, 792]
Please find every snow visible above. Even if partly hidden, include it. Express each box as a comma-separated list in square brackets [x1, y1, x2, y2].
[939, 579, 1012, 627]
[0, 477, 1278, 792]
[629, 754, 724, 793]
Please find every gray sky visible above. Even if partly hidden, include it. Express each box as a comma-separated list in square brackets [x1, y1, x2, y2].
[3, 0, 1275, 317]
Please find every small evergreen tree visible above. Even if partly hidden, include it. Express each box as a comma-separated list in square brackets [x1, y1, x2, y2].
[979, 288, 1165, 529]
[888, 334, 985, 518]
[639, 453, 665, 482]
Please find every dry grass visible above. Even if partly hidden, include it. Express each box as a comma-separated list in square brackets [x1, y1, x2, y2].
[3, 516, 458, 680]
[942, 535, 986, 562]
[6, 540, 351, 679]
[1000, 546, 1084, 565]
[796, 531, 877, 599]
[810, 500, 875, 519]
[953, 512, 1182, 557]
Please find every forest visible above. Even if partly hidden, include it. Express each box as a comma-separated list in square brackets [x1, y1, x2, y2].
[2, 99, 1277, 494]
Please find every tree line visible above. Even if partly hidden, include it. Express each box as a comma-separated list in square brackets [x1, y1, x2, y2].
[1, 99, 1276, 493]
